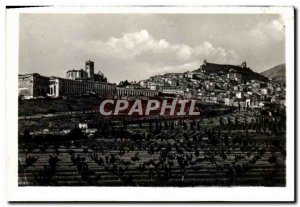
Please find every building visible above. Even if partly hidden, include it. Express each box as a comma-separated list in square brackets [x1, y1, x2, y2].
[227, 69, 242, 83]
[224, 97, 234, 106]
[94, 71, 107, 82]
[236, 91, 243, 99]
[139, 80, 148, 88]
[49, 77, 116, 97]
[116, 87, 158, 97]
[147, 82, 165, 89]
[261, 88, 269, 95]
[245, 98, 252, 107]
[149, 85, 158, 90]
[161, 87, 184, 96]
[66, 69, 87, 80]
[199, 96, 218, 103]
[18, 73, 50, 98]
[204, 81, 216, 91]
[49, 76, 158, 97]
[49, 58, 160, 98]
[167, 79, 178, 87]
[186, 71, 203, 79]
[85, 60, 94, 80]
[66, 60, 107, 82]
[125, 84, 142, 89]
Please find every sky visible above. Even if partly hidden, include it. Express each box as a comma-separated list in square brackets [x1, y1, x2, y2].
[19, 13, 285, 83]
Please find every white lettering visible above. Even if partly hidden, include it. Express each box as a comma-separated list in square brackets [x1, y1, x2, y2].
[160, 99, 177, 115]
[145, 100, 160, 115]
[99, 99, 114, 115]
[114, 100, 129, 115]
[128, 100, 143, 115]
[189, 100, 200, 115]
[177, 100, 189, 115]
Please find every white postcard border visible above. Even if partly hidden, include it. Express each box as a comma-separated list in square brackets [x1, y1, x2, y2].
[6, 6, 295, 202]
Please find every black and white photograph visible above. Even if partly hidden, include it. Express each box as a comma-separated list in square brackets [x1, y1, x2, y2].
[5, 5, 295, 202]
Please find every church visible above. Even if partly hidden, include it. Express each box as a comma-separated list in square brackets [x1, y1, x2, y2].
[19, 60, 158, 98]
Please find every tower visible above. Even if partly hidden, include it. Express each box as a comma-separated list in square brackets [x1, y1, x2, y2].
[85, 60, 94, 80]
[241, 62, 247, 68]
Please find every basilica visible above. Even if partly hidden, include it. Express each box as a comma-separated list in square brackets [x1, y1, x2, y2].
[18, 60, 158, 98]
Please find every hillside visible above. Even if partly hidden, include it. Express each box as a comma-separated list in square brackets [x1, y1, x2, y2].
[18, 96, 101, 116]
[194, 62, 269, 82]
[260, 64, 285, 83]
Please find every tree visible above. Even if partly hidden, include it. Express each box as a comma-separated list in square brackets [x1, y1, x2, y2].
[22, 129, 32, 143]
[68, 127, 86, 140]
[171, 122, 175, 130]
[219, 117, 223, 126]
[149, 120, 153, 131]
[227, 117, 231, 125]
[118, 80, 130, 87]
[183, 121, 187, 130]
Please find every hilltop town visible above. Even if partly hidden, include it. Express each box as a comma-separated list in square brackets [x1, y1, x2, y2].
[127, 60, 285, 108]
[18, 60, 286, 109]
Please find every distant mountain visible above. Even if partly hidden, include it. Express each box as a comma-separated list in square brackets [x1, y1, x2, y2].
[194, 61, 269, 82]
[260, 64, 285, 83]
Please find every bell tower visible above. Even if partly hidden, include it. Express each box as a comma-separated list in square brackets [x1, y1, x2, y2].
[85, 60, 94, 80]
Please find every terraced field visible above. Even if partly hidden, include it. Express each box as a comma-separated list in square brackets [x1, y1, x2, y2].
[19, 128, 286, 187]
